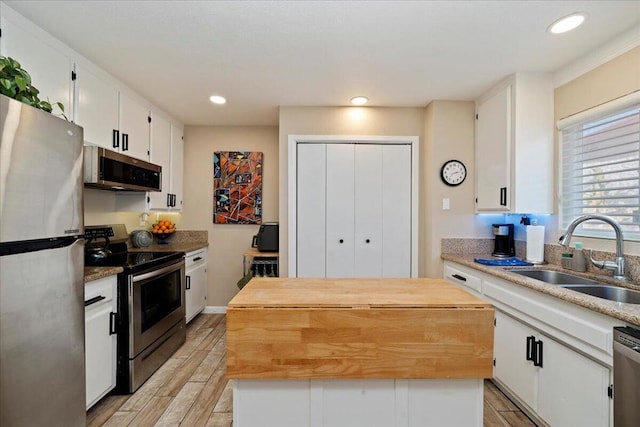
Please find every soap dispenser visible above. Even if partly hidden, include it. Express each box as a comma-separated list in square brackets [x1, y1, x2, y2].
[572, 242, 587, 272]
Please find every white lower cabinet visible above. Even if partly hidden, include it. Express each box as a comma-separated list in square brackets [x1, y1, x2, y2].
[443, 261, 619, 426]
[185, 249, 207, 323]
[85, 276, 118, 410]
[494, 310, 611, 426]
[536, 331, 610, 427]
[233, 378, 484, 427]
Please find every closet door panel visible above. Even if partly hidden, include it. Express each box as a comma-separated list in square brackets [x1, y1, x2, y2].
[326, 144, 355, 278]
[354, 144, 383, 277]
[382, 144, 412, 277]
[297, 144, 327, 278]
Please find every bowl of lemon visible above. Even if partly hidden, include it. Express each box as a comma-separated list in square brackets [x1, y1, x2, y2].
[151, 220, 176, 244]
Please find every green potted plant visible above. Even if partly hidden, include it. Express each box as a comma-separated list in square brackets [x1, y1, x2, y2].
[0, 55, 66, 118]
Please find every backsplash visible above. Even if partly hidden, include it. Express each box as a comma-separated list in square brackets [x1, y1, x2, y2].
[84, 188, 183, 233]
[442, 238, 640, 283]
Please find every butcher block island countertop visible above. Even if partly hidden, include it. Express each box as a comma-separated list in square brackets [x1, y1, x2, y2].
[226, 277, 494, 380]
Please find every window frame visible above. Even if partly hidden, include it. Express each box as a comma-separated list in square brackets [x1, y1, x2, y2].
[558, 91, 640, 241]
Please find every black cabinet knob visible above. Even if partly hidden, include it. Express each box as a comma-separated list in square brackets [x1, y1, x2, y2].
[339, 239, 344, 244]
[365, 239, 370, 243]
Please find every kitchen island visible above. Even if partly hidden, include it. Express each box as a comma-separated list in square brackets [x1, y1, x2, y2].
[226, 277, 494, 427]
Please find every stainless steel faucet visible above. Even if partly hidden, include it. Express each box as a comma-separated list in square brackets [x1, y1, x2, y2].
[559, 214, 628, 281]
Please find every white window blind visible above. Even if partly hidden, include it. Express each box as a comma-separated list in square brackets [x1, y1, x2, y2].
[561, 99, 640, 239]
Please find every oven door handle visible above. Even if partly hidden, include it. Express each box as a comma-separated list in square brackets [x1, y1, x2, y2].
[133, 261, 184, 283]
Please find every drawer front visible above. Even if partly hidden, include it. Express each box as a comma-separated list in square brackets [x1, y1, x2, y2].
[185, 249, 206, 269]
[483, 278, 619, 356]
[444, 264, 482, 293]
[85, 276, 115, 305]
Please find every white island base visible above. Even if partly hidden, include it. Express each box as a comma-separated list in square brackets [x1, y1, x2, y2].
[233, 378, 484, 427]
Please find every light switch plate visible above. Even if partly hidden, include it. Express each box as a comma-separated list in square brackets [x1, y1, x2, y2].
[442, 198, 450, 210]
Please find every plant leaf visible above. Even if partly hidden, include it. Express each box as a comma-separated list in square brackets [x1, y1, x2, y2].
[17, 69, 31, 86]
[0, 78, 12, 90]
[38, 101, 52, 113]
[14, 76, 27, 92]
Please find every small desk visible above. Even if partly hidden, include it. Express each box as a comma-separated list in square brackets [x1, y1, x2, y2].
[242, 247, 279, 277]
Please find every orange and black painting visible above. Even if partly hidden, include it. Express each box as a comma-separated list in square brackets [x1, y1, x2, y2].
[213, 151, 263, 224]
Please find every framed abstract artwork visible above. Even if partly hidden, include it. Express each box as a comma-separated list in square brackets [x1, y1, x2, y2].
[213, 151, 263, 224]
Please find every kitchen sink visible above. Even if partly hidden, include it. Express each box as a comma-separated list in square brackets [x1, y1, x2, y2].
[509, 269, 603, 285]
[508, 269, 640, 304]
[560, 285, 640, 305]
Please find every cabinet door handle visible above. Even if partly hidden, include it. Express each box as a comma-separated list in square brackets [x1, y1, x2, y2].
[112, 129, 119, 149]
[526, 335, 535, 361]
[500, 187, 507, 206]
[186, 275, 191, 290]
[167, 193, 172, 207]
[193, 257, 203, 262]
[365, 239, 370, 243]
[109, 312, 117, 335]
[122, 133, 129, 151]
[172, 194, 176, 207]
[534, 339, 543, 367]
[339, 239, 344, 244]
[84, 295, 106, 307]
[452, 274, 467, 282]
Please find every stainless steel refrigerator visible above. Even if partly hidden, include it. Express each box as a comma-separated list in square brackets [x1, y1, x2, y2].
[0, 94, 86, 426]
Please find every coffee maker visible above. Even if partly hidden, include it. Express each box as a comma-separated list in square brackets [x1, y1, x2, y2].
[492, 224, 515, 258]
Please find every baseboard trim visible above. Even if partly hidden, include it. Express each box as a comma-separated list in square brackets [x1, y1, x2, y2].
[203, 306, 227, 314]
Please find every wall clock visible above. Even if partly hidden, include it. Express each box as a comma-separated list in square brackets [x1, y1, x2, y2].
[440, 160, 467, 186]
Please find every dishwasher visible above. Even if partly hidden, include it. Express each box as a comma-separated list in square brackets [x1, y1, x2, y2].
[613, 326, 640, 426]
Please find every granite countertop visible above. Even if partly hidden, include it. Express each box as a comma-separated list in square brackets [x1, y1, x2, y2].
[85, 266, 123, 283]
[442, 253, 640, 327]
[128, 230, 208, 254]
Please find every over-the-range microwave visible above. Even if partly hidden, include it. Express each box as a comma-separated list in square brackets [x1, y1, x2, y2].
[84, 146, 162, 192]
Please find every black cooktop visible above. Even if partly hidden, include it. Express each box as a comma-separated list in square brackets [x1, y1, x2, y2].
[84, 224, 184, 273]
[86, 250, 183, 269]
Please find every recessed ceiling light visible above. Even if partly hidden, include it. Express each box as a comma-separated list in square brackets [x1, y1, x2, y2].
[548, 12, 588, 34]
[209, 95, 227, 105]
[351, 96, 368, 106]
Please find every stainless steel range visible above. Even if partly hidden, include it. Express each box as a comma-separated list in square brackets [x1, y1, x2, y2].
[85, 224, 186, 393]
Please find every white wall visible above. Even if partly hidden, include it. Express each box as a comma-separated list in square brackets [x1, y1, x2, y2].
[423, 101, 505, 276]
[181, 126, 279, 306]
[278, 106, 425, 276]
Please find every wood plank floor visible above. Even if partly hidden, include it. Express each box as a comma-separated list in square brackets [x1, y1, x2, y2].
[88, 313, 536, 427]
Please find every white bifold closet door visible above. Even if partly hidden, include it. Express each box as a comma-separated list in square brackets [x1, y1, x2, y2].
[296, 143, 411, 278]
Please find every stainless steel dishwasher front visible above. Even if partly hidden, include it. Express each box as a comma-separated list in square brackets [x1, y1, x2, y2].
[613, 326, 640, 427]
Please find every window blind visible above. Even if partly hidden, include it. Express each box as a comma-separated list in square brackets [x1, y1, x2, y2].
[561, 102, 640, 239]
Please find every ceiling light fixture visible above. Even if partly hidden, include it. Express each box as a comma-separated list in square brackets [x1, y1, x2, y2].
[548, 12, 588, 34]
[351, 96, 368, 106]
[209, 95, 227, 105]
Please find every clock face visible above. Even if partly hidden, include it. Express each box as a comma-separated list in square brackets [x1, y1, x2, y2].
[440, 160, 467, 186]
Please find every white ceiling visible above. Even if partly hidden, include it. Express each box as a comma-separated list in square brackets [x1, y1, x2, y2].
[5, 1, 640, 126]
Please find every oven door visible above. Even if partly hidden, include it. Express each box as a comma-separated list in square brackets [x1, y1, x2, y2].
[129, 259, 185, 358]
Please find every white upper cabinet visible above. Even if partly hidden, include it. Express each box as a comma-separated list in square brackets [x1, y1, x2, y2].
[118, 92, 150, 161]
[475, 73, 554, 214]
[145, 119, 183, 211]
[148, 112, 172, 209]
[170, 124, 184, 211]
[0, 12, 72, 117]
[75, 71, 150, 161]
[74, 62, 119, 149]
[1, 3, 175, 166]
